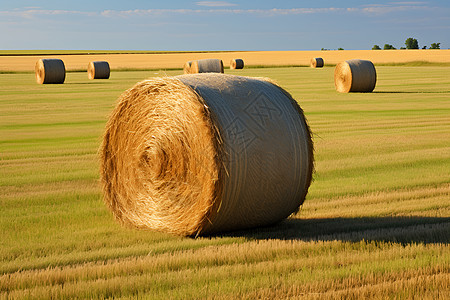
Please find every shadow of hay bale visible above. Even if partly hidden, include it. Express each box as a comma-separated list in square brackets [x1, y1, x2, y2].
[217, 216, 450, 244]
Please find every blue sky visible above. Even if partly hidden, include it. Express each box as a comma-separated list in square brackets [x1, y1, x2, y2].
[1, 1, 449, 50]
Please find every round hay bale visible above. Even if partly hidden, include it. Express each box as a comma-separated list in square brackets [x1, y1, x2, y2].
[35, 59, 65, 84]
[334, 59, 377, 93]
[100, 73, 314, 236]
[190, 59, 224, 74]
[230, 58, 244, 70]
[183, 61, 193, 74]
[88, 61, 110, 80]
[310, 57, 324, 68]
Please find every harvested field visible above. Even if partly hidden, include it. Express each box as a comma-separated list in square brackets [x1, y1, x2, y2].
[0, 60, 449, 298]
[1, 50, 449, 72]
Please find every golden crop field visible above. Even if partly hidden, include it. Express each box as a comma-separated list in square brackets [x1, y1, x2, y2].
[0, 52, 449, 298]
[1, 49, 450, 72]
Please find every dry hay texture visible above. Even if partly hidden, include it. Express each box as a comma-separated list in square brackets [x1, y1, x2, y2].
[334, 59, 377, 93]
[183, 61, 193, 74]
[100, 73, 314, 236]
[230, 58, 244, 69]
[310, 57, 324, 68]
[190, 59, 224, 74]
[88, 61, 110, 79]
[35, 58, 66, 84]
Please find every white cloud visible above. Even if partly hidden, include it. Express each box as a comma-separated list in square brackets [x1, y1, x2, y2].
[100, 9, 203, 17]
[390, 1, 428, 5]
[360, 4, 428, 14]
[0, 9, 96, 19]
[99, 7, 347, 18]
[196, 1, 237, 7]
[0, 4, 440, 20]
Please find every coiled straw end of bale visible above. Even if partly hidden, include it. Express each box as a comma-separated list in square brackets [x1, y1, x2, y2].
[100, 77, 223, 236]
[183, 61, 193, 74]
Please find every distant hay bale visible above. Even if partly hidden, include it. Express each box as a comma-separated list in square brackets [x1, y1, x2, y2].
[35, 59, 65, 84]
[334, 59, 377, 93]
[230, 58, 244, 69]
[190, 59, 224, 74]
[88, 61, 110, 80]
[183, 61, 193, 74]
[310, 57, 324, 68]
[100, 73, 314, 236]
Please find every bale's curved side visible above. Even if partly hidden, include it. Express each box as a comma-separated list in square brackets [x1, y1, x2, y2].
[100, 74, 314, 236]
[190, 59, 224, 74]
[35, 59, 66, 84]
[183, 61, 193, 74]
[334, 59, 376, 93]
[88, 61, 110, 79]
[310, 57, 324, 68]
[230, 59, 244, 69]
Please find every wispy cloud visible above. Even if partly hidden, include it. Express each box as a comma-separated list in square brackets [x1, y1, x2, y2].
[196, 1, 237, 7]
[390, 1, 428, 5]
[0, 4, 439, 19]
[0, 9, 96, 19]
[98, 5, 433, 17]
[99, 7, 346, 18]
[360, 3, 428, 14]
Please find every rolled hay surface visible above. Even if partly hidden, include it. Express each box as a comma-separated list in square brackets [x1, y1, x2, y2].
[100, 73, 314, 236]
[183, 61, 193, 74]
[190, 59, 224, 74]
[230, 58, 244, 69]
[35, 59, 65, 84]
[88, 61, 110, 79]
[310, 57, 324, 68]
[334, 59, 377, 93]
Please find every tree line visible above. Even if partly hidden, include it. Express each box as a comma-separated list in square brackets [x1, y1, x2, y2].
[372, 38, 440, 50]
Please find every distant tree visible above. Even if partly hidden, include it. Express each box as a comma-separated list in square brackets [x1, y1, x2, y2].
[383, 44, 396, 50]
[422, 46, 427, 49]
[400, 47, 406, 49]
[321, 48, 329, 51]
[372, 45, 381, 50]
[405, 37, 419, 49]
[430, 42, 440, 49]
[338, 47, 344, 50]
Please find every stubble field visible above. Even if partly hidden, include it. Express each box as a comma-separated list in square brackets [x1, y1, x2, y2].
[0, 53, 449, 298]
[1, 49, 449, 72]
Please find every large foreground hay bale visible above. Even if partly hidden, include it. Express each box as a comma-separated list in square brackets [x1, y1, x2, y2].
[334, 59, 377, 93]
[190, 59, 224, 74]
[100, 73, 314, 236]
[230, 58, 244, 69]
[35, 59, 65, 84]
[88, 61, 110, 79]
[183, 61, 193, 74]
[310, 57, 324, 68]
